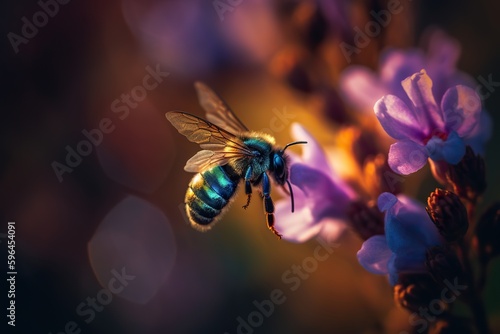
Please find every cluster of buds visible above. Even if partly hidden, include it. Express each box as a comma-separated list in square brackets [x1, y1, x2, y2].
[424, 189, 468, 289]
[386, 141, 492, 334]
[392, 189, 470, 320]
[394, 273, 444, 313]
[431, 146, 487, 203]
[426, 188, 469, 242]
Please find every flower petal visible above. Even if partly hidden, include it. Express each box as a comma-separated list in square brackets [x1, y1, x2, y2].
[387, 254, 399, 286]
[392, 251, 427, 273]
[318, 218, 346, 243]
[427, 29, 461, 73]
[464, 110, 492, 155]
[425, 30, 474, 101]
[290, 163, 350, 219]
[357, 235, 392, 275]
[291, 123, 332, 177]
[401, 70, 445, 134]
[441, 85, 482, 137]
[385, 195, 442, 254]
[374, 95, 426, 142]
[377, 192, 398, 212]
[388, 140, 428, 175]
[284, 180, 308, 212]
[425, 131, 465, 164]
[389, 251, 428, 285]
[380, 49, 426, 96]
[339, 66, 388, 111]
[274, 199, 321, 243]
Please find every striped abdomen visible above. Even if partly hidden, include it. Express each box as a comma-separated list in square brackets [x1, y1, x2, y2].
[185, 165, 240, 230]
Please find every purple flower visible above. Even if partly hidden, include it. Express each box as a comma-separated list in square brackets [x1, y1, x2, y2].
[375, 69, 482, 175]
[339, 29, 491, 157]
[357, 192, 443, 285]
[340, 30, 475, 112]
[274, 123, 357, 243]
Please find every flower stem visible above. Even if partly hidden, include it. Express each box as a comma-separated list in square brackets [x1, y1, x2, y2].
[465, 199, 477, 241]
[459, 240, 490, 334]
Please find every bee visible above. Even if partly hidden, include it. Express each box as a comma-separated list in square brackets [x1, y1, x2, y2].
[166, 82, 306, 238]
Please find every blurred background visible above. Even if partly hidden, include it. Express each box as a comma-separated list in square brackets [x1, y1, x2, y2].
[1, 0, 500, 333]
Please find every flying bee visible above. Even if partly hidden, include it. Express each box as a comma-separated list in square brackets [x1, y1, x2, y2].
[166, 82, 306, 238]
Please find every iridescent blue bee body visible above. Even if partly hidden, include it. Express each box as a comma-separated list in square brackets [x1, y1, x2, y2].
[166, 82, 306, 238]
[186, 165, 240, 226]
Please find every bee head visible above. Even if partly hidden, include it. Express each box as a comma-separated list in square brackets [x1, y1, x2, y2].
[270, 141, 307, 213]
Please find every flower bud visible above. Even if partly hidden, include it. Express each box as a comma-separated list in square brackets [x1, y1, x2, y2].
[474, 202, 500, 263]
[445, 146, 486, 203]
[426, 188, 468, 242]
[394, 273, 443, 313]
[426, 246, 464, 286]
[347, 200, 384, 240]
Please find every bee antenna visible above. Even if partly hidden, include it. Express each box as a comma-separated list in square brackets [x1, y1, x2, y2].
[286, 179, 295, 212]
[282, 141, 307, 152]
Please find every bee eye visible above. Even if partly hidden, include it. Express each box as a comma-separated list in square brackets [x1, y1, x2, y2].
[273, 155, 285, 179]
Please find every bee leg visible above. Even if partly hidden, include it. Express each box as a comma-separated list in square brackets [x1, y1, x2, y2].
[243, 166, 252, 209]
[262, 173, 282, 239]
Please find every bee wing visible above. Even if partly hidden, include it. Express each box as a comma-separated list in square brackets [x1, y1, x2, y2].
[166, 111, 254, 173]
[183, 150, 239, 172]
[194, 81, 249, 134]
